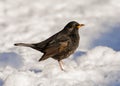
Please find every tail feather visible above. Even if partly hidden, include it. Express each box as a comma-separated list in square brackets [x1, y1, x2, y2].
[14, 43, 34, 48]
[14, 43, 44, 52]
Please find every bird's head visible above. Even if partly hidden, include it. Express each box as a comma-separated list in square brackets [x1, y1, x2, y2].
[64, 21, 85, 32]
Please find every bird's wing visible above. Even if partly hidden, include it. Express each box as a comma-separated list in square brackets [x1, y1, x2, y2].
[39, 35, 70, 61]
[45, 35, 70, 52]
[32, 32, 59, 52]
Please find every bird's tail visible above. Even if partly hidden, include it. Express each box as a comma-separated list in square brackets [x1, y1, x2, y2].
[14, 43, 34, 48]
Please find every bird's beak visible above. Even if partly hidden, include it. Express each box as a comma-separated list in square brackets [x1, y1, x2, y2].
[77, 24, 85, 29]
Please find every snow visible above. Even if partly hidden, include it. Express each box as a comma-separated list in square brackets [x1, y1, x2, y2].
[1, 47, 120, 86]
[1, 46, 120, 86]
[0, 0, 120, 86]
[4, 72, 35, 86]
[0, 52, 23, 68]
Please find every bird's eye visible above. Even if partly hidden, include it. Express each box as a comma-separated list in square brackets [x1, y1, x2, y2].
[75, 24, 79, 27]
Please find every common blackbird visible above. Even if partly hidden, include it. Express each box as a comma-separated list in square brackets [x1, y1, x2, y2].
[14, 21, 84, 70]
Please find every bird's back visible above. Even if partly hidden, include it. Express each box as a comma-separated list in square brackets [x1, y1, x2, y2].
[32, 30, 64, 52]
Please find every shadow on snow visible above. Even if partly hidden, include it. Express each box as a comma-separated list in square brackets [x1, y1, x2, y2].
[0, 52, 23, 69]
[91, 24, 120, 51]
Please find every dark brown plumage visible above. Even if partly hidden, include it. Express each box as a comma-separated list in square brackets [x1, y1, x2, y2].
[14, 21, 84, 70]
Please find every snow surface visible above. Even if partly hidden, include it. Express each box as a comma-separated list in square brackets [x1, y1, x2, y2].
[0, 0, 120, 86]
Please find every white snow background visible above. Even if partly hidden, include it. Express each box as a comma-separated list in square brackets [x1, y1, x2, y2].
[0, 0, 120, 86]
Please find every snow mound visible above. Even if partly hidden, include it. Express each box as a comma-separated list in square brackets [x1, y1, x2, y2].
[1, 46, 120, 86]
[4, 72, 35, 86]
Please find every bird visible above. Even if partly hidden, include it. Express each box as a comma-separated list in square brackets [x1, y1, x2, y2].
[14, 21, 84, 70]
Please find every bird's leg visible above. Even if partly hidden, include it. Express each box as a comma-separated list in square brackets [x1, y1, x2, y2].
[58, 60, 64, 71]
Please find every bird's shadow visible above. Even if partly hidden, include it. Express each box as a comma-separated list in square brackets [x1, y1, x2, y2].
[0, 52, 23, 69]
[29, 68, 42, 73]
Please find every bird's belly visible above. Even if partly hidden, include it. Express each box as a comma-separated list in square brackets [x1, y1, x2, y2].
[52, 39, 79, 60]
[52, 49, 75, 60]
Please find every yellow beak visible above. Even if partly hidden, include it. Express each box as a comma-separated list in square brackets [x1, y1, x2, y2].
[77, 24, 85, 29]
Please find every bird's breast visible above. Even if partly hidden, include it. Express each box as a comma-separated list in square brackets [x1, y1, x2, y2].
[69, 33, 80, 49]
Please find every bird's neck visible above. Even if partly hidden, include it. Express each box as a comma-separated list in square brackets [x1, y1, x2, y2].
[71, 30, 80, 40]
[61, 28, 80, 40]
